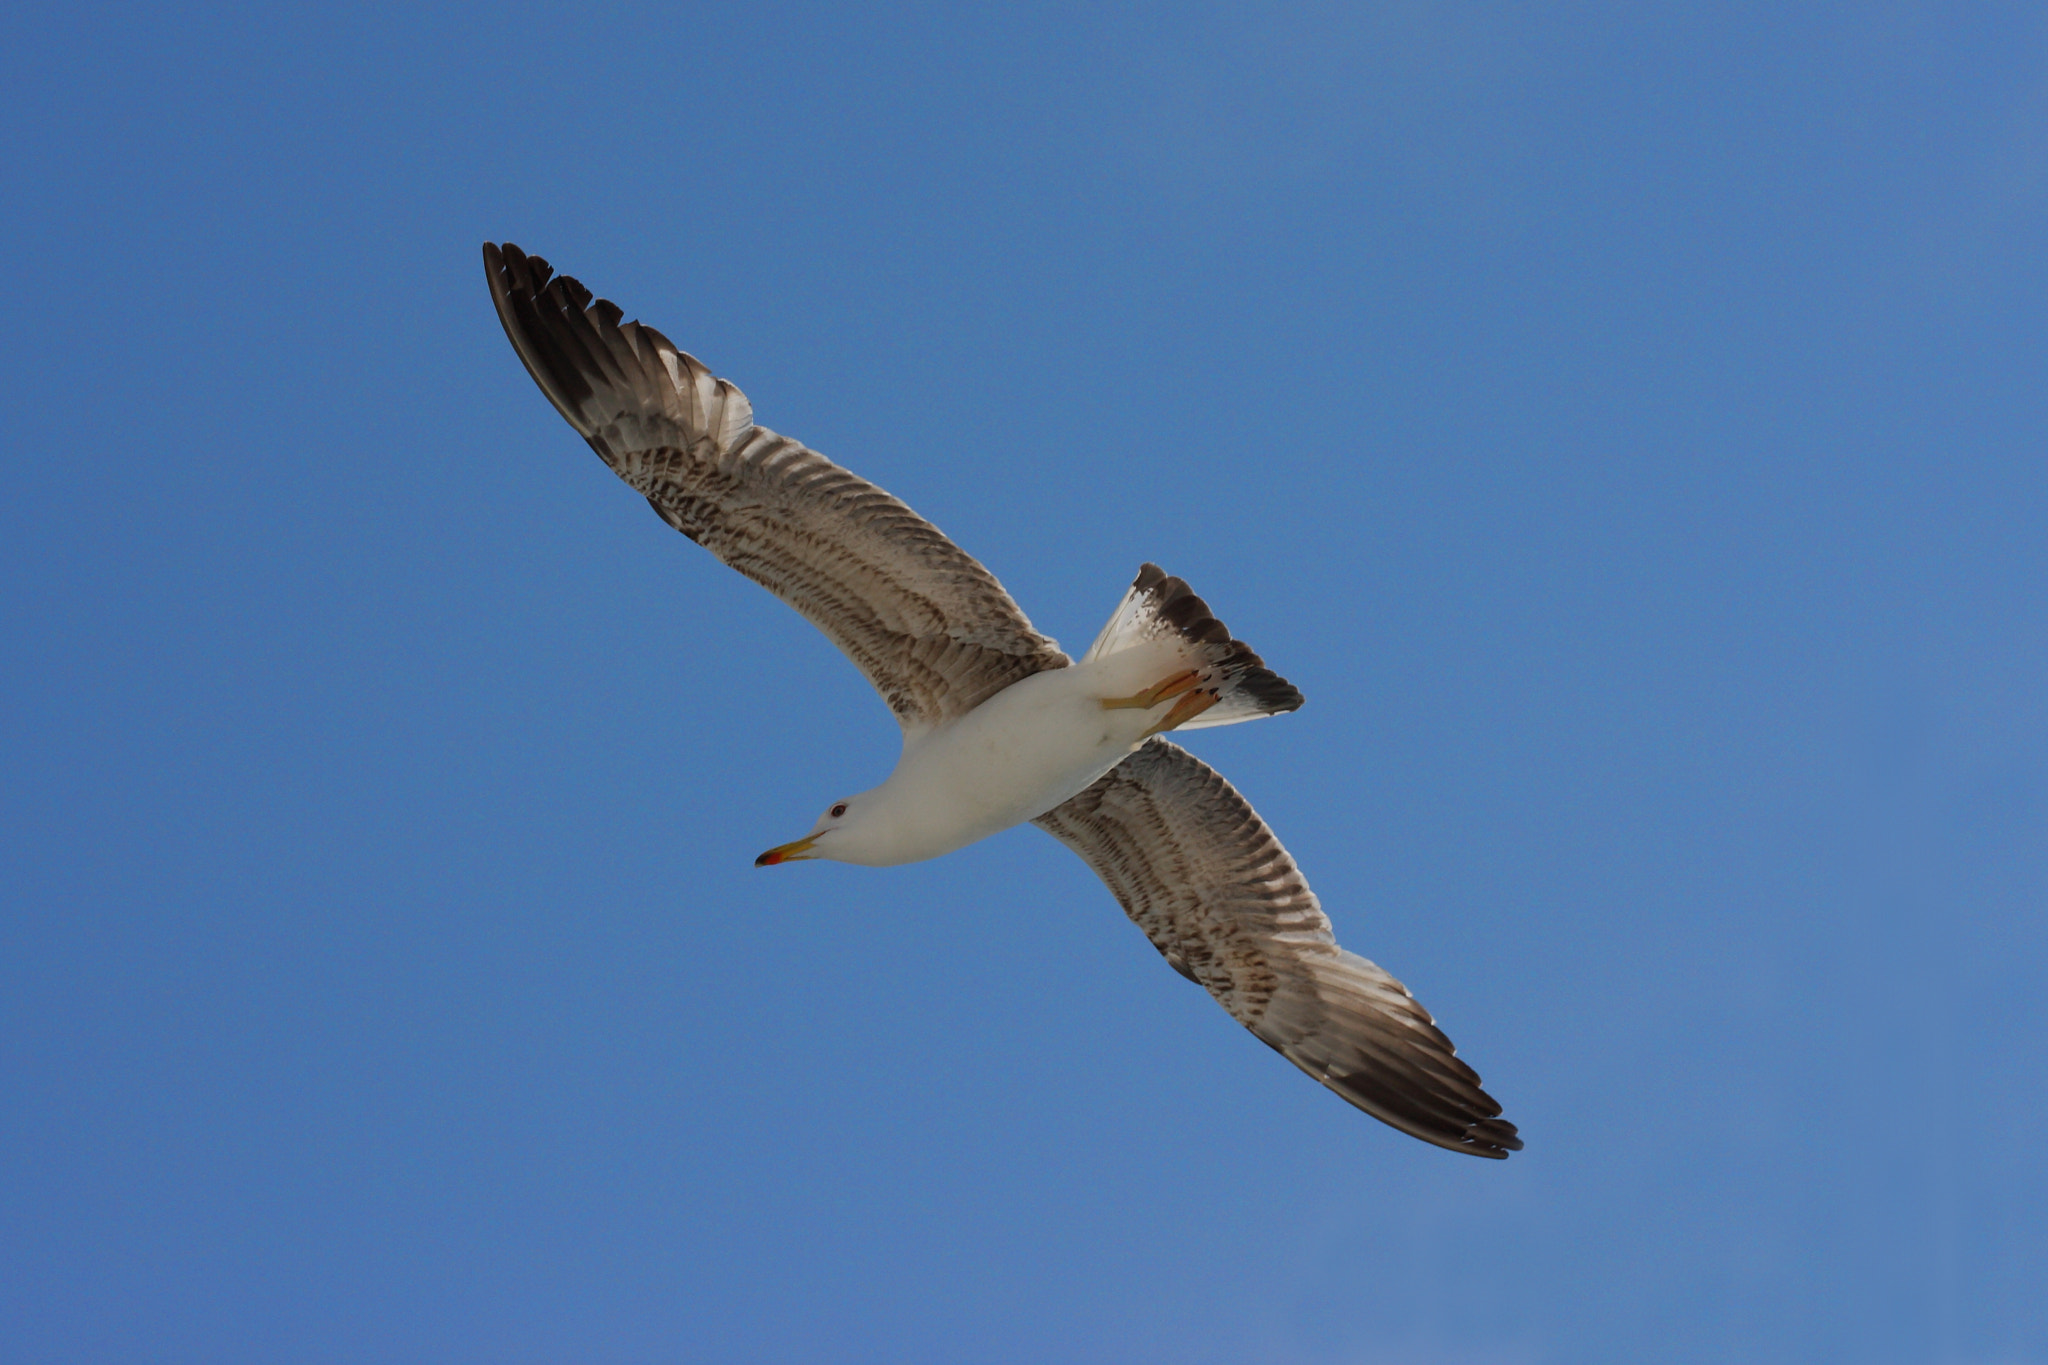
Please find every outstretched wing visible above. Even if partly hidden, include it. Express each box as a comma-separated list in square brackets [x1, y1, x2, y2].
[484, 242, 1069, 734]
[1035, 738, 1522, 1158]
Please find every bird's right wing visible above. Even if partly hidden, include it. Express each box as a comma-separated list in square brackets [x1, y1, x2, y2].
[1034, 738, 1522, 1158]
[485, 242, 1069, 735]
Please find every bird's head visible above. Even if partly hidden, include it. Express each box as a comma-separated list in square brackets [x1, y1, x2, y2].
[755, 791, 879, 867]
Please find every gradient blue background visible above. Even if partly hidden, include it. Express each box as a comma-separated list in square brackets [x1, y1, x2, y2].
[4, 3, 2045, 1361]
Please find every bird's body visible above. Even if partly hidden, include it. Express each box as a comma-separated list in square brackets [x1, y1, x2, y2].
[483, 242, 1524, 1159]
[820, 663, 1161, 867]
[774, 605, 1271, 866]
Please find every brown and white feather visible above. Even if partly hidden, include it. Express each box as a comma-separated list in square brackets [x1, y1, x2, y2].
[1035, 738, 1521, 1158]
[484, 242, 1068, 733]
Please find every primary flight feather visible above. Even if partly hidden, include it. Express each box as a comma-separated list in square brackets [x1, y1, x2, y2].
[483, 242, 1521, 1159]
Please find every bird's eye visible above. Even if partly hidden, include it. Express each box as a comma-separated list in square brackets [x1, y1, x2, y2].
[830, 803, 848, 818]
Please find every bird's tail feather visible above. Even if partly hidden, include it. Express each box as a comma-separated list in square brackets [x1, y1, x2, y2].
[1084, 564, 1303, 728]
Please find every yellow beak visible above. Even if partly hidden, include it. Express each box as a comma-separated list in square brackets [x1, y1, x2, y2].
[754, 835, 820, 867]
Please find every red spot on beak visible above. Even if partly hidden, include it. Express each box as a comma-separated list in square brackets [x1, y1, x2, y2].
[755, 834, 816, 866]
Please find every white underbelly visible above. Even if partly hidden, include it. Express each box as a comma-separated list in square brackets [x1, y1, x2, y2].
[872, 661, 1167, 863]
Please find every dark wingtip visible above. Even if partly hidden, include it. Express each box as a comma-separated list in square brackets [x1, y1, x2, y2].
[1319, 1055, 1522, 1158]
[1476, 1118, 1524, 1153]
[482, 239, 599, 432]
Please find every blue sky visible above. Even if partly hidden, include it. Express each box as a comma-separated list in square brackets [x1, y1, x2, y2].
[4, 2, 2046, 1361]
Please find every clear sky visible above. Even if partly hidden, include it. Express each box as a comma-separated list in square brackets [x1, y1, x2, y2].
[4, 3, 2045, 1361]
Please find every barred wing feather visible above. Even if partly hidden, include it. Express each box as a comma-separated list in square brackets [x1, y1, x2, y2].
[1036, 738, 1521, 1158]
[484, 242, 1068, 734]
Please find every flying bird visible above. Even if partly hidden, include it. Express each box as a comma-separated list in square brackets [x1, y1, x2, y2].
[483, 242, 1522, 1159]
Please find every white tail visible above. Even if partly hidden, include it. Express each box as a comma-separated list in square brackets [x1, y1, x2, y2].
[1086, 564, 1303, 729]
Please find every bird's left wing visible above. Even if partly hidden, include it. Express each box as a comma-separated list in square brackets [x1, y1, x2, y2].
[1034, 738, 1522, 1158]
[484, 242, 1068, 734]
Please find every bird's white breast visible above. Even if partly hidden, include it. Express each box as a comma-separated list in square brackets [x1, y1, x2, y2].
[850, 651, 1183, 866]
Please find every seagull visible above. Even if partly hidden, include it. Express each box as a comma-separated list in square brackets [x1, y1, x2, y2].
[483, 243, 1522, 1159]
